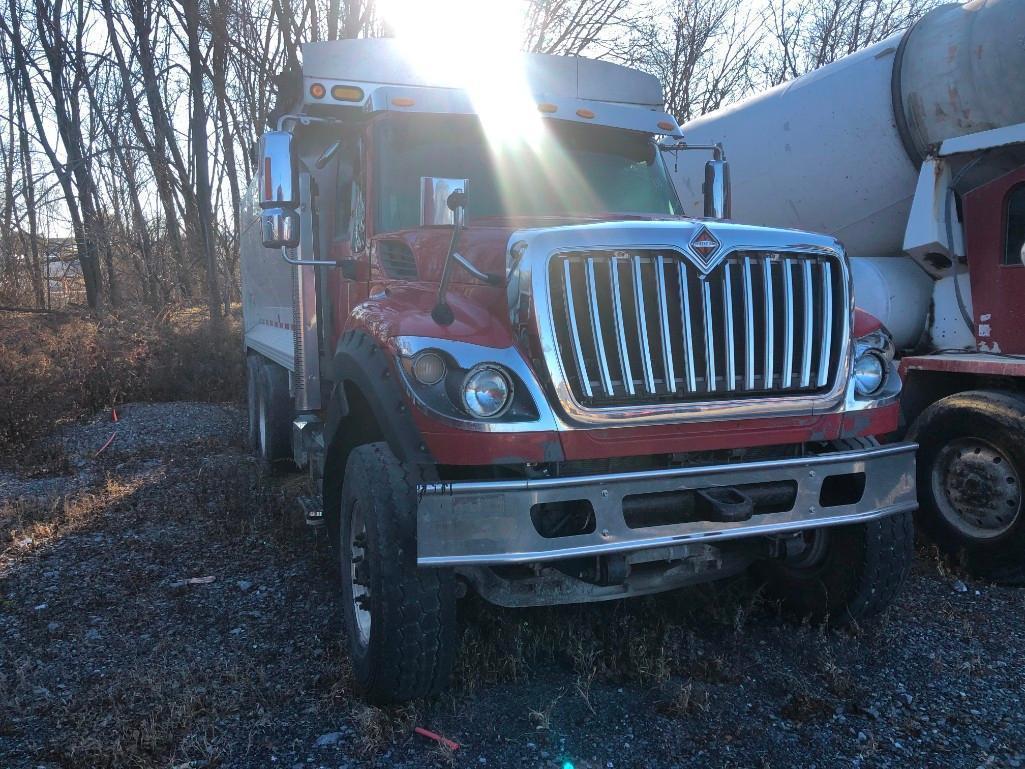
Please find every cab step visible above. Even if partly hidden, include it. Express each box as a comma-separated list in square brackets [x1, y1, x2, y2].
[298, 495, 324, 527]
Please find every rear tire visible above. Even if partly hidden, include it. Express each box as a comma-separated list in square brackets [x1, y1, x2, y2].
[909, 390, 1025, 585]
[246, 353, 293, 471]
[338, 442, 458, 704]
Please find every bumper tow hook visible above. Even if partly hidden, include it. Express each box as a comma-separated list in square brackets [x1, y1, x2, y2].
[696, 486, 755, 523]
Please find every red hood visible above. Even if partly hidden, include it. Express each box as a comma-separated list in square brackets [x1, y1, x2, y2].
[371, 213, 685, 284]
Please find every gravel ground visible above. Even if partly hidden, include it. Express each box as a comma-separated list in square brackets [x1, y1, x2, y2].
[1, 402, 1024, 768]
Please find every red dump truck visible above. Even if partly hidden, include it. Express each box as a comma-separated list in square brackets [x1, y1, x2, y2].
[676, 0, 1025, 585]
[240, 38, 917, 703]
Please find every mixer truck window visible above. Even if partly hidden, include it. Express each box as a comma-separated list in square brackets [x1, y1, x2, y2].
[1004, 184, 1025, 266]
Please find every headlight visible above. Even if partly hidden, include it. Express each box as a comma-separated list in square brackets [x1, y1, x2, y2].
[462, 365, 512, 418]
[853, 352, 885, 396]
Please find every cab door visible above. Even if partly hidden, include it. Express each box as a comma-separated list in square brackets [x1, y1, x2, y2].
[326, 134, 371, 347]
[963, 165, 1025, 354]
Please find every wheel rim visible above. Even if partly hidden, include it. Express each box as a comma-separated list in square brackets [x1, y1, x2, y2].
[786, 528, 830, 570]
[258, 391, 269, 456]
[931, 436, 1022, 540]
[348, 501, 372, 647]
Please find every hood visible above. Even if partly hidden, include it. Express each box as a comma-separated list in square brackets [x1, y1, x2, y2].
[376, 216, 844, 287]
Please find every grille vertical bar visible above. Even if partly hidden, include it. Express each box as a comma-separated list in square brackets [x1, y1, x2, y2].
[609, 257, 635, 395]
[781, 257, 795, 389]
[800, 260, 814, 388]
[742, 256, 755, 390]
[548, 249, 843, 408]
[562, 259, 593, 399]
[701, 278, 717, 391]
[722, 261, 736, 391]
[632, 255, 656, 394]
[585, 257, 614, 395]
[655, 255, 676, 393]
[817, 261, 833, 388]
[763, 258, 775, 389]
[678, 262, 697, 392]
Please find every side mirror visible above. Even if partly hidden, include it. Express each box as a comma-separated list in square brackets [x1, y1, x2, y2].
[703, 158, 731, 220]
[261, 207, 300, 249]
[258, 131, 298, 208]
[258, 131, 299, 248]
[420, 177, 469, 226]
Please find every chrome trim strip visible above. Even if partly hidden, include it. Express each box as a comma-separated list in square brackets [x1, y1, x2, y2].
[781, 257, 795, 389]
[800, 259, 814, 388]
[632, 254, 656, 394]
[421, 505, 918, 566]
[563, 259, 592, 399]
[763, 258, 775, 389]
[393, 336, 560, 433]
[678, 261, 697, 392]
[701, 278, 716, 391]
[722, 260, 736, 391]
[609, 257, 635, 395]
[655, 254, 676, 393]
[742, 255, 755, 390]
[418, 442, 918, 566]
[817, 260, 833, 388]
[585, 256, 614, 395]
[423, 442, 914, 492]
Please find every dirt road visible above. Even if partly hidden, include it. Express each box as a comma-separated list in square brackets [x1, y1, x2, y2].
[1, 403, 1023, 768]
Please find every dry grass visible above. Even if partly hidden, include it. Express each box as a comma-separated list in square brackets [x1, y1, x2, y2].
[0, 305, 244, 465]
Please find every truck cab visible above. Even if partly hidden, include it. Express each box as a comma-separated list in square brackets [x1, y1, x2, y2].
[240, 38, 917, 704]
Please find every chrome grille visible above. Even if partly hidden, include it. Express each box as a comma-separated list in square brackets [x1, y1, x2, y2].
[548, 249, 845, 407]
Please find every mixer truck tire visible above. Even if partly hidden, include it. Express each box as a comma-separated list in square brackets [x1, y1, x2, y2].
[908, 391, 1025, 585]
[338, 442, 458, 704]
[755, 439, 914, 625]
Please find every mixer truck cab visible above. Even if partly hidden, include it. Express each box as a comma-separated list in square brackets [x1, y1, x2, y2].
[240, 38, 918, 704]
[675, 0, 1025, 585]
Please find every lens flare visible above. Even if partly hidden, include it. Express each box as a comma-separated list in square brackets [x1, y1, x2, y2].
[378, 0, 604, 219]
[377, 0, 542, 146]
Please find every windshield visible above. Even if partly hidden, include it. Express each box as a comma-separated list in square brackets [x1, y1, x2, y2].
[373, 114, 682, 233]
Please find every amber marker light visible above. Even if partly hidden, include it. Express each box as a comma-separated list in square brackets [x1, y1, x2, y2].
[537, 103, 557, 113]
[658, 120, 675, 131]
[331, 85, 364, 102]
[575, 108, 595, 119]
[309, 82, 326, 99]
[391, 97, 415, 107]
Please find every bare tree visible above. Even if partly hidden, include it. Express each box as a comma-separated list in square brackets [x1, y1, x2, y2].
[630, 0, 762, 123]
[762, 0, 942, 84]
[524, 0, 631, 57]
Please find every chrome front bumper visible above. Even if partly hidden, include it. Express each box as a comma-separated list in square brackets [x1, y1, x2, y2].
[417, 443, 917, 566]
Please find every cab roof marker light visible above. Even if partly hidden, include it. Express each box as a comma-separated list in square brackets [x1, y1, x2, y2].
[576, 108, 595, 119]
[538, 102, 558, 113]
[658, 120, 675, 131]
[391, 97, 415, 107]
[331, 84, 365, 102]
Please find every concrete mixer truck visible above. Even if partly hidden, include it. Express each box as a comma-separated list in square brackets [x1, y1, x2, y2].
[674, 0, 1025, 583]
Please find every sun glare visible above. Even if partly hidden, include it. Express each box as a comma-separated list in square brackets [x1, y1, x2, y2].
[377, 0, 543, 146]
[377, 0, 604, 218]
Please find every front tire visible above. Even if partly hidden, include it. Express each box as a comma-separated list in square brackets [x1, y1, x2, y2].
[909, 390, 1025, 584]
[756, 511, 914, 625]
[338, 442, 458, 704]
